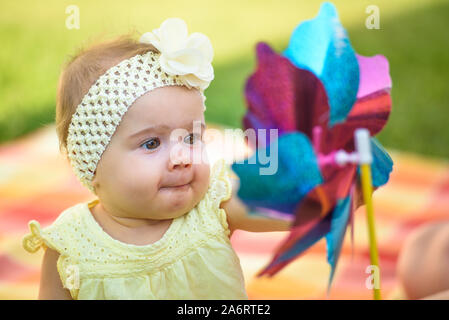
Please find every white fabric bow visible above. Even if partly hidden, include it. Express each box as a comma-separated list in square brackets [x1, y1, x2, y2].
[140, 18, 214, 91]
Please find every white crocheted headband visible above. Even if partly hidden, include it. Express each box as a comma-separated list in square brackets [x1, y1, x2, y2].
[66, 18, 214, 194]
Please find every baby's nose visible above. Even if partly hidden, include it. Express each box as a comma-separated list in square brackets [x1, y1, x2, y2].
[168, 144, 192, 171]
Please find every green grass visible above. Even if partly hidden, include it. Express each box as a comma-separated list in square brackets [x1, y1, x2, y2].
[1, 0, 448, 158]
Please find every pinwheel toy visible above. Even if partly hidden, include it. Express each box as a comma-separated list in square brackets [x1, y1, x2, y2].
[231, 2, 393, 300]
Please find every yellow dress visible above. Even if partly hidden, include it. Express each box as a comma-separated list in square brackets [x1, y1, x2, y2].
[22, 159, 248, 300]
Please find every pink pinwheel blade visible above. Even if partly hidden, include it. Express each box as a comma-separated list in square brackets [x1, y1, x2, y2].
[356, 54, 392, 99]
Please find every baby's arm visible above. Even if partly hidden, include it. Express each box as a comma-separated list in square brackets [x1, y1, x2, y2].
[38, 248, 73, 300]
[220, 176, 292, 235]
[221, 175, 366, 236]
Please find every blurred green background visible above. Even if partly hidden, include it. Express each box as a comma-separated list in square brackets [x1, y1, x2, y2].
[0, 0, 448, 158]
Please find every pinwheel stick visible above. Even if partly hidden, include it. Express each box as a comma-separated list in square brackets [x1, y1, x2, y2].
[355, 129, 382, 300]
[313, 127, 382, 299]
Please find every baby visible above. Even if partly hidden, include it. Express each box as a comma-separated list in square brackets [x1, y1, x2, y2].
[22, 18, 290, 300]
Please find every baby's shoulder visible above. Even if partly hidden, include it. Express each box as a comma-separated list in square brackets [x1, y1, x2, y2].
[52, 202, 87, 226]
[22, 201, 91, 254]
[205, 159, 233, 204]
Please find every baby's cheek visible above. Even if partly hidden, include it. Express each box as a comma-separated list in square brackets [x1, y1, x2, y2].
[193, 163, 210, 194]
[117, 158, 161, 195]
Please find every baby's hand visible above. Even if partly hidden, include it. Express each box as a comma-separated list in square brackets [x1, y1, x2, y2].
[220, 177, 292, 235]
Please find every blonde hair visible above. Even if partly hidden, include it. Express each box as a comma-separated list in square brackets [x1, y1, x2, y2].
[55, 33, 158, 154]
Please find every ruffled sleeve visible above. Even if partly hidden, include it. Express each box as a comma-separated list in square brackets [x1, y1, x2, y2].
[204, 158, 233, 237]
[22, 220, 63, 254]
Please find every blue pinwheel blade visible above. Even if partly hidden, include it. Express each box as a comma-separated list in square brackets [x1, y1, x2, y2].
[283, 1, 359, 126]
[325, 195, 352, 289]
[356, 137, 394, 188]
[231, 132, 323, 216]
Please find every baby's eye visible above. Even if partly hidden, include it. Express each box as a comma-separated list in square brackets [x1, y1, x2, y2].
[184, 133, 202, 145]
[140, 137, 160, 150]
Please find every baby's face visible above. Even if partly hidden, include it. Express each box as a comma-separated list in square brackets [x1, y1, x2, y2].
[92, 86, 210, 221]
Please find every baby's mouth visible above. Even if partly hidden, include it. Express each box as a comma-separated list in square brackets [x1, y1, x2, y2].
[171, 183, 190, 189]
[159, 183, 191, 192]
[160, 179, 192, 190]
